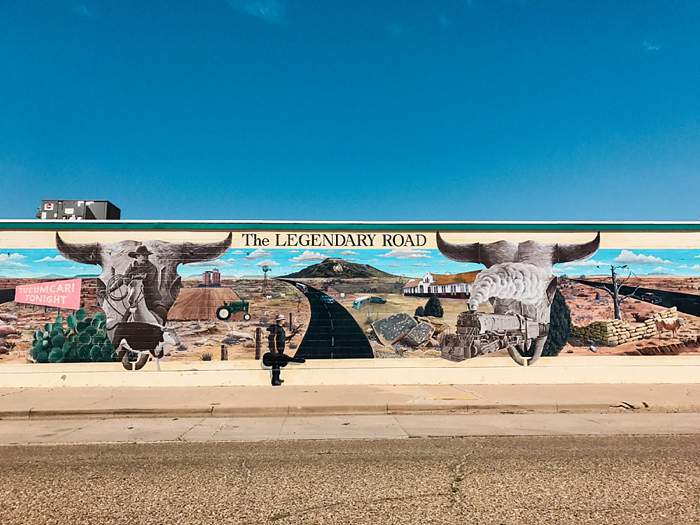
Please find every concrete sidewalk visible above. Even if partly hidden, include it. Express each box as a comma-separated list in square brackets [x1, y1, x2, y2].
[1, 383, 699, 419]
[2, 413, 699, 445]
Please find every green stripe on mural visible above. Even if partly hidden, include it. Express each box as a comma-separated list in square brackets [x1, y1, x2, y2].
[1, 221, 699, 232]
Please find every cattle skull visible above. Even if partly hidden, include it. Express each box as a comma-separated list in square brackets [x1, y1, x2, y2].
[56, 232, 232, 333]
[437, 232, 600, 365]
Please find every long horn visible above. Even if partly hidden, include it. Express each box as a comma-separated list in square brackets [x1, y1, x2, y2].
[552, 232, 601, 264]
[436, 232, 513, 268]
[507, 336, 546, 367]
[436, 232, 482, 263]
[179, 232, 232, 264]
[55, 233, 101, 266]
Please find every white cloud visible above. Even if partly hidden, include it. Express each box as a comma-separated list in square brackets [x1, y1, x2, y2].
[188, 258, 236, 267]
[561, 258, 605, 268]
[647, 266, 673, 275]
[413, 262, 430, 267]
[0, 261, 28, 270]
[245, 248, 271, 260]
[340, 250, 357, 256]
[613, 250, 671, 265]
[290, 251, 328, 263]
[226, 0, 285, 24]
[229, 250, 245, 255]
[0, 253, 28, 269]
[643, 40, 661, 52]
[256, 259, 279, 267]
[692, 264, 700, 271]
[35, 255, 68, 263]
[380, 248, 431, 259]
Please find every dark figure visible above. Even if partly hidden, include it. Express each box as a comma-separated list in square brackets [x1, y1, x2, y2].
[109, 245, 168, 322]
[264, 314, 304, 386]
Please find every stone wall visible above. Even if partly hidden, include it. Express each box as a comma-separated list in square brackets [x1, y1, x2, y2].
[571, 308, 678, 346]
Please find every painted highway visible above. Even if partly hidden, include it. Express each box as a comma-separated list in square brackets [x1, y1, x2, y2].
[280, 279, 373, 359]
[574, 279, 700, 317]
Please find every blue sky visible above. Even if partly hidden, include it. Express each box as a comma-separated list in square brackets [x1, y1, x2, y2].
[1, 1, 699, 220]
[4, 248, 700, 279]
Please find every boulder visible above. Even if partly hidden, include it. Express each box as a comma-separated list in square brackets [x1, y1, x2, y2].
[222, 330, 255, 345]
[402, 322, 435, 347]
[372, 313, 417, 346]
[0, 325, 19, 337]
[415, 316, 449, 334]
[371, 341, 401, 358]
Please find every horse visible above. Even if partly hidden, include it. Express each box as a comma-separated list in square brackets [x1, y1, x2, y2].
[124, 276, 163, 325]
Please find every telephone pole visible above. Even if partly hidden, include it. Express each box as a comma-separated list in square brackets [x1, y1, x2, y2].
[610, 265, 622, 320]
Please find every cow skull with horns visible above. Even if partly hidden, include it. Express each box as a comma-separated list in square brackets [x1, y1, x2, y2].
[56, 233, 232, 367]
[437, 232, 600, 365]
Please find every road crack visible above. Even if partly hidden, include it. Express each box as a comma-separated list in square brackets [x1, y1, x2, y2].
[175, 418, 203, 441]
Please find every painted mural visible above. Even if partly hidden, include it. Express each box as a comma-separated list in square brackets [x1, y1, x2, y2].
[1, 226, 700, 370]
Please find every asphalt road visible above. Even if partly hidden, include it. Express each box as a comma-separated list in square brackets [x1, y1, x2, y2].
[280, 280, 373, 359]
[574, 279, 700, 316]
[2, 435, 698, 524]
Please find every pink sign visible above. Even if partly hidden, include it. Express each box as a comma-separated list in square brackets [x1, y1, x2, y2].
[14, 278, 82, 310]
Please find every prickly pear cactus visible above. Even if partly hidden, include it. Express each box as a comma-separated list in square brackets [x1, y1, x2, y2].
[30, 309, 115, 363]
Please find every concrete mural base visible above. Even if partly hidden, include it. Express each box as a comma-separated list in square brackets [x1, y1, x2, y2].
[0, 356, 698, 388]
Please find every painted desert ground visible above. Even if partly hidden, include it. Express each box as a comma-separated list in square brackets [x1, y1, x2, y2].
[0, 277, 310, 363]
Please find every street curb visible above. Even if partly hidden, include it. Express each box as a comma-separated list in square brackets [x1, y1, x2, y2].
[1, 403, 699, 420]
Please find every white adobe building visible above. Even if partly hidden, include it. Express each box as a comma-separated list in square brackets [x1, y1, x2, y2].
[402, 271, 480, 297]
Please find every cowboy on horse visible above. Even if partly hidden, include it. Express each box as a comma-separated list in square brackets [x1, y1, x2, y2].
[107, 244, 168, 323]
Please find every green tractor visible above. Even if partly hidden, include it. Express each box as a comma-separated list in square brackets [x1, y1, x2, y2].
[216, 293, 251, 321]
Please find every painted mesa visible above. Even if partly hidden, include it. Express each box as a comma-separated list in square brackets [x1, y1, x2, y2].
[1, 222, 699, 370]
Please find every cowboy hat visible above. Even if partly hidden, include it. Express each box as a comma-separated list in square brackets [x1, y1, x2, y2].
[128, 245, 153, 258]
[275, 314, 286, 321]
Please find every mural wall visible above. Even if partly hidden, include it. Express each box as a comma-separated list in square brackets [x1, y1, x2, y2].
[1, 226, 700, 368]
